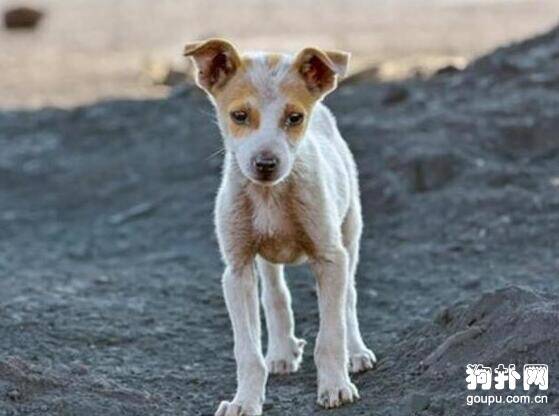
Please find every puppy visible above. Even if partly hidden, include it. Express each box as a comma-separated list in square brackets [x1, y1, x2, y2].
[184, 39, 376, 416]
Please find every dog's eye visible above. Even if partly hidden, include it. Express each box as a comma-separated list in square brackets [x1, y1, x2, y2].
[230, 110, 249, 125]
[286, 112, 304, 127]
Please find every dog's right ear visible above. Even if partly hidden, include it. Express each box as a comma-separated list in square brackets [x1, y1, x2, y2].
[183, 39, 241, 93]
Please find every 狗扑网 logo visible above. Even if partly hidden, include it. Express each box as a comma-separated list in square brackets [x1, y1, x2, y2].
[466, 364, 492, 390]
[465, 363, 549, 406]
[523, 364, 548, 391]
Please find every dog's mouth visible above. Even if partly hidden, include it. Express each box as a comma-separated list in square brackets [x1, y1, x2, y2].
[246, 173, 285, 187]
[245, 166, 291, 187]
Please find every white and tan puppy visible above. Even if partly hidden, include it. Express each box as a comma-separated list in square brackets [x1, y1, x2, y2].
[184, 39, 376, 416]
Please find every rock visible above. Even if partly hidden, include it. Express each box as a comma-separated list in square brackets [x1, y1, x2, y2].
[435, 65, 460, 75]
[4, 7, 43, 30]
[70, 362, 89, 376]
[382, 85, 409, 106]
[460, 276, 481, 290]
[7, 388, 22, 401]
[108, 202, 157, 225]
[408, 392, 430, 412]
[94, 275, 111, 285]
[434, 307, 453, 327]
[362, 171, 407, 212]
[389, 149, 465, 193]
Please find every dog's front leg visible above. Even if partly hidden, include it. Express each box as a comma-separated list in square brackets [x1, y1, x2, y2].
[311, 247, 359, 409]
[216, 265, 267, 416]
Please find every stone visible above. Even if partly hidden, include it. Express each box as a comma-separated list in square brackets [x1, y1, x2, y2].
[4, 7, 43, 30]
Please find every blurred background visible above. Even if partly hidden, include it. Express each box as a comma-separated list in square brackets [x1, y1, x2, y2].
[1, 0, 559, 109]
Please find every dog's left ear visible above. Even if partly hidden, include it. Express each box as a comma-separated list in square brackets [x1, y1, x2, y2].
[183, 38, 241, 93]
[293, 48, 350, 97]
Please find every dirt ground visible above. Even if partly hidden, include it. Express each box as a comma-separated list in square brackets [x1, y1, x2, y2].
[1, 17, 559, 416]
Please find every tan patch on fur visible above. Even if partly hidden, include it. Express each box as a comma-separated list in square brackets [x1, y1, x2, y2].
[220, 186, 258, 270]
[280, 75, 318, 141]
[218, 176, 318, 268]
[244, 178, 316, 264]
[213, 59, 260, 138]
[282, 102, 308, 141]
[220, 153, 316, 267]
[227, 99, 261, 138]
[208, 50, 338, 142]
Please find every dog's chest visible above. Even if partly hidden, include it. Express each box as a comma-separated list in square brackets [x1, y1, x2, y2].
[248, 190, 308, 264]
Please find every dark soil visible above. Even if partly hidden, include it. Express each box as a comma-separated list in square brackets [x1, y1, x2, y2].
[1, 26, 559, 416]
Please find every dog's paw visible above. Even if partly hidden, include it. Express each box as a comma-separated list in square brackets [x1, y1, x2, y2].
[266, 337, 306, 375]
[349, 348, 377, 373]
[215, 400, 262, 416]
[317, 380, 360, 409]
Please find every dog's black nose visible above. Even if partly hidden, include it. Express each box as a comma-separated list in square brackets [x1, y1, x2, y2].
[253, 154, 279, 174]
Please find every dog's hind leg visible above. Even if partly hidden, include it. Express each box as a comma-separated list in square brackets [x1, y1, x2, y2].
[342, 203, 377, 374]
[257, 256, 306, 375]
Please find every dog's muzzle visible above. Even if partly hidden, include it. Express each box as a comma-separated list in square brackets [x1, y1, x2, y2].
[252, 153, 280, 182]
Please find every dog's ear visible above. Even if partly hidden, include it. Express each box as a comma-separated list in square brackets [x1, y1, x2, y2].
[293, 48, 350, 97]
[183, 39, 241, 93]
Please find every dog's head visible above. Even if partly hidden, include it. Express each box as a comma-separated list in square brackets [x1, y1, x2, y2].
[184, 39, 349, 186]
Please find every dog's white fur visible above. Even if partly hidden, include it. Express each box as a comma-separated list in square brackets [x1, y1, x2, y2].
[184, 40, 376, 416]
